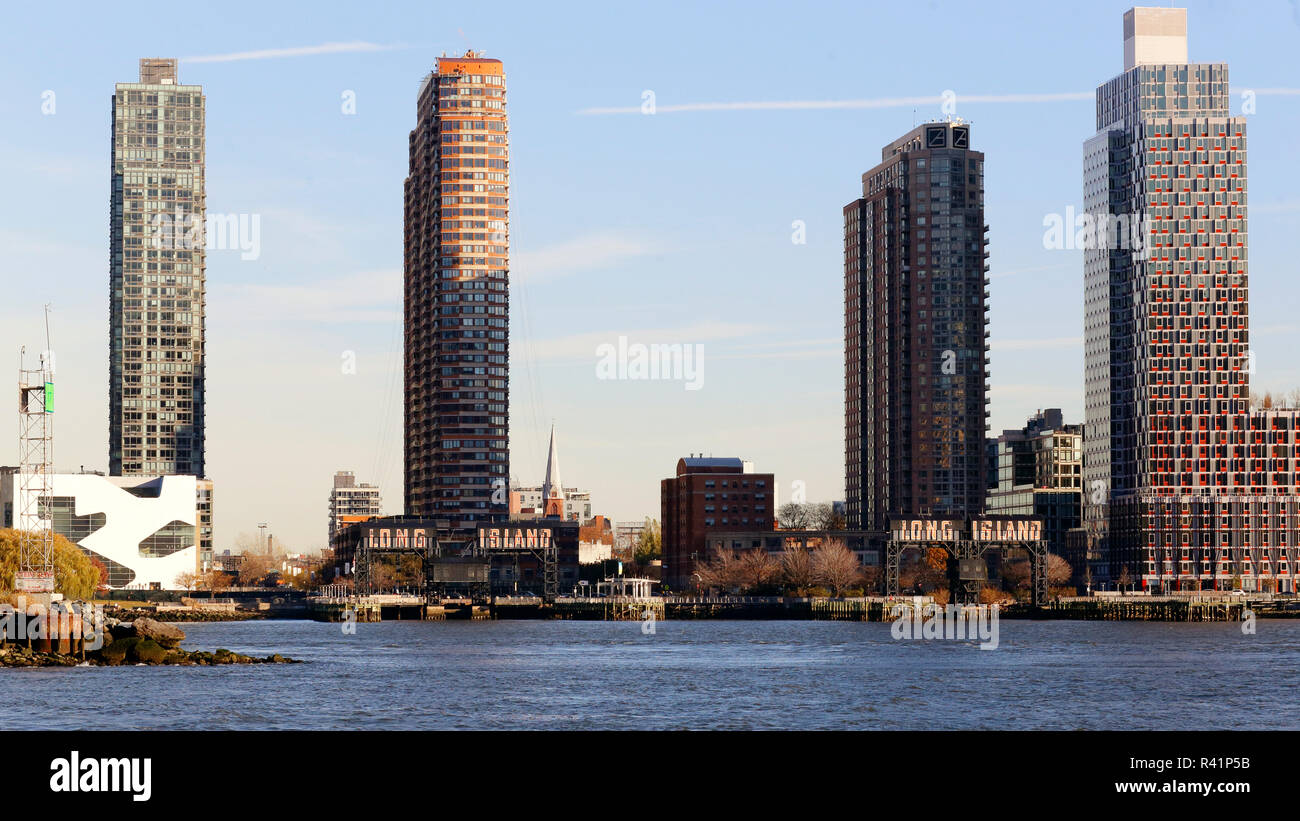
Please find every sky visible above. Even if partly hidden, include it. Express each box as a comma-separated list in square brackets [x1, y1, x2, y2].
[1, 0, 1298, 552]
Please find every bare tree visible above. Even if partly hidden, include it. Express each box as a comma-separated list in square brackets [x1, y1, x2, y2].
[1000, 557, 1030, 591]
[1047, 553, 1072, 587]
[811, 539, 862, 596]
[234, 530, 289, 556]
[696, 547, 743, 591]
[808, 502, 846, 532]
[778, 502, 846, 532]
[737, 549, 781, 592]
[780, 545, 815, 591]
[776, 503, 812, 530]
[239, 553, 278, 586]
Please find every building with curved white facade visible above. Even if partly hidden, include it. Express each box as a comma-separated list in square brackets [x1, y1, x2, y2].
[2, 469, 204, 589]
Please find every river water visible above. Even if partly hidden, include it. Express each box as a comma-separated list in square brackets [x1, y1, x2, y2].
[3, 619, 1298, 730]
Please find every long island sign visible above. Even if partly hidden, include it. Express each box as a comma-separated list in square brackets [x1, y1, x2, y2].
[477, 526, 555, 552]
[890, 517, 1044, 543]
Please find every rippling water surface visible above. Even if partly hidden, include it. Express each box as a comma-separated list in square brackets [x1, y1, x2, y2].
[3, 619, 1298, 730]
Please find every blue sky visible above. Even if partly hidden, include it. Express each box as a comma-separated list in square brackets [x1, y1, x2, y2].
[1, 0, 1298, 551]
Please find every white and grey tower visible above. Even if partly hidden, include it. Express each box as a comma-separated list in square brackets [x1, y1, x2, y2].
[109, 58, 206, 478]
[1081, 9, 1300, 593]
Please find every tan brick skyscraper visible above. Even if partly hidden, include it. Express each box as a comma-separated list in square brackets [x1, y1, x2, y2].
[404, 52, 510, 540]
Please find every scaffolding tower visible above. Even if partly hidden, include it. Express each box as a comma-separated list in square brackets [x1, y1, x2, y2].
[16, 342, 55, 595]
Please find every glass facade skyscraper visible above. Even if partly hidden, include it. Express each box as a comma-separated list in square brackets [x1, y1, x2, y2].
[109, 58, 206, 479]
[109, 58, 210, 568]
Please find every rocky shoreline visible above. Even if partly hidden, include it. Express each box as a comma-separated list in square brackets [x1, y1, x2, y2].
[101, 605, 265, 623]
[0, 614, 298, 668]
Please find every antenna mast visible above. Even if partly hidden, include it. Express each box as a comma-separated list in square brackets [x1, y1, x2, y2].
[16, 304, 55, 596]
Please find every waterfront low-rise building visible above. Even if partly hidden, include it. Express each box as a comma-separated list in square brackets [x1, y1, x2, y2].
[661, 456, 775, 590]
[1, 468, 207, 589]
[986, 409, 1084, 581]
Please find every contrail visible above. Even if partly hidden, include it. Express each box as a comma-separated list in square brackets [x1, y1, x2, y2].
[182, 41, 404, 63]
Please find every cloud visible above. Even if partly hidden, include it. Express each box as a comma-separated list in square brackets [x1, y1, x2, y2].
[182, 42, 406, 64]
[514, 232, 656, 280]
[578, 92, 1093, 115]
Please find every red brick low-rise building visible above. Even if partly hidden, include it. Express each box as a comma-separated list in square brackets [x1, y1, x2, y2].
[661, 457, 774, 590]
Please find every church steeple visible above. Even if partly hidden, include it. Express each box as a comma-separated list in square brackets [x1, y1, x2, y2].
[543, 424, 565, 518]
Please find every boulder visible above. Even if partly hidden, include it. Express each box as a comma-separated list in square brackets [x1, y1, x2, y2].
[109, 621, 137, 641]
[128, 639, 166, 664]
[133, 618, 185, 648]
[100, 638, 136, 665]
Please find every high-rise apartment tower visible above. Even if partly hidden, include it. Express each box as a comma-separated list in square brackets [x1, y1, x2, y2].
[109, 58, 206, 478]
[1083, 8, 1300, 592]
[844, 121, 990, 532]
[403, 52, 510, 539]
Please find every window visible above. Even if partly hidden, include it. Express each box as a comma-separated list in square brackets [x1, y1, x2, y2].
[139, 519, 196, 557]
